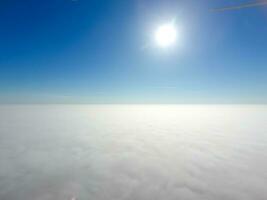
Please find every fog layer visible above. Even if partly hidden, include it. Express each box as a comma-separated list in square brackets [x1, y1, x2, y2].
[0, 105, 266, 200]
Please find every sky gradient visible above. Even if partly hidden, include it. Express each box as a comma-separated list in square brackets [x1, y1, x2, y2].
[0, 0, 267, 103]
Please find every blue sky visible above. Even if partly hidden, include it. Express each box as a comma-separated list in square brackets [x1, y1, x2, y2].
[0, 0, 267, 103]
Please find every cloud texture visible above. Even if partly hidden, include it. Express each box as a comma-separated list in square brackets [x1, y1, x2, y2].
[0, 105, 266, 200]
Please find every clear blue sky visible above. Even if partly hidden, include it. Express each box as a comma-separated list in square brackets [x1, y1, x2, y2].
[0, 0, 267, 103]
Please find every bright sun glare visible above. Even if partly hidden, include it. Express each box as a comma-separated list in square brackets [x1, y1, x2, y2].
[155, 23, 177, 48]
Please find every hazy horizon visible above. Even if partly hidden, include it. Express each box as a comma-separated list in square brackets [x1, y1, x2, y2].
[0, 1, 267, 199]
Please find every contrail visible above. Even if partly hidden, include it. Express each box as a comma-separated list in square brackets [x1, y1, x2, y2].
[212, 1, 267, 12]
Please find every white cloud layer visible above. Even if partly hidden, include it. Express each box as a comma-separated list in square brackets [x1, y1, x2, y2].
[0, 105, 266, 200]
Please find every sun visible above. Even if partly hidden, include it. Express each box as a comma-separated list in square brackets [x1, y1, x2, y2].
[154, 23, 177, 48]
